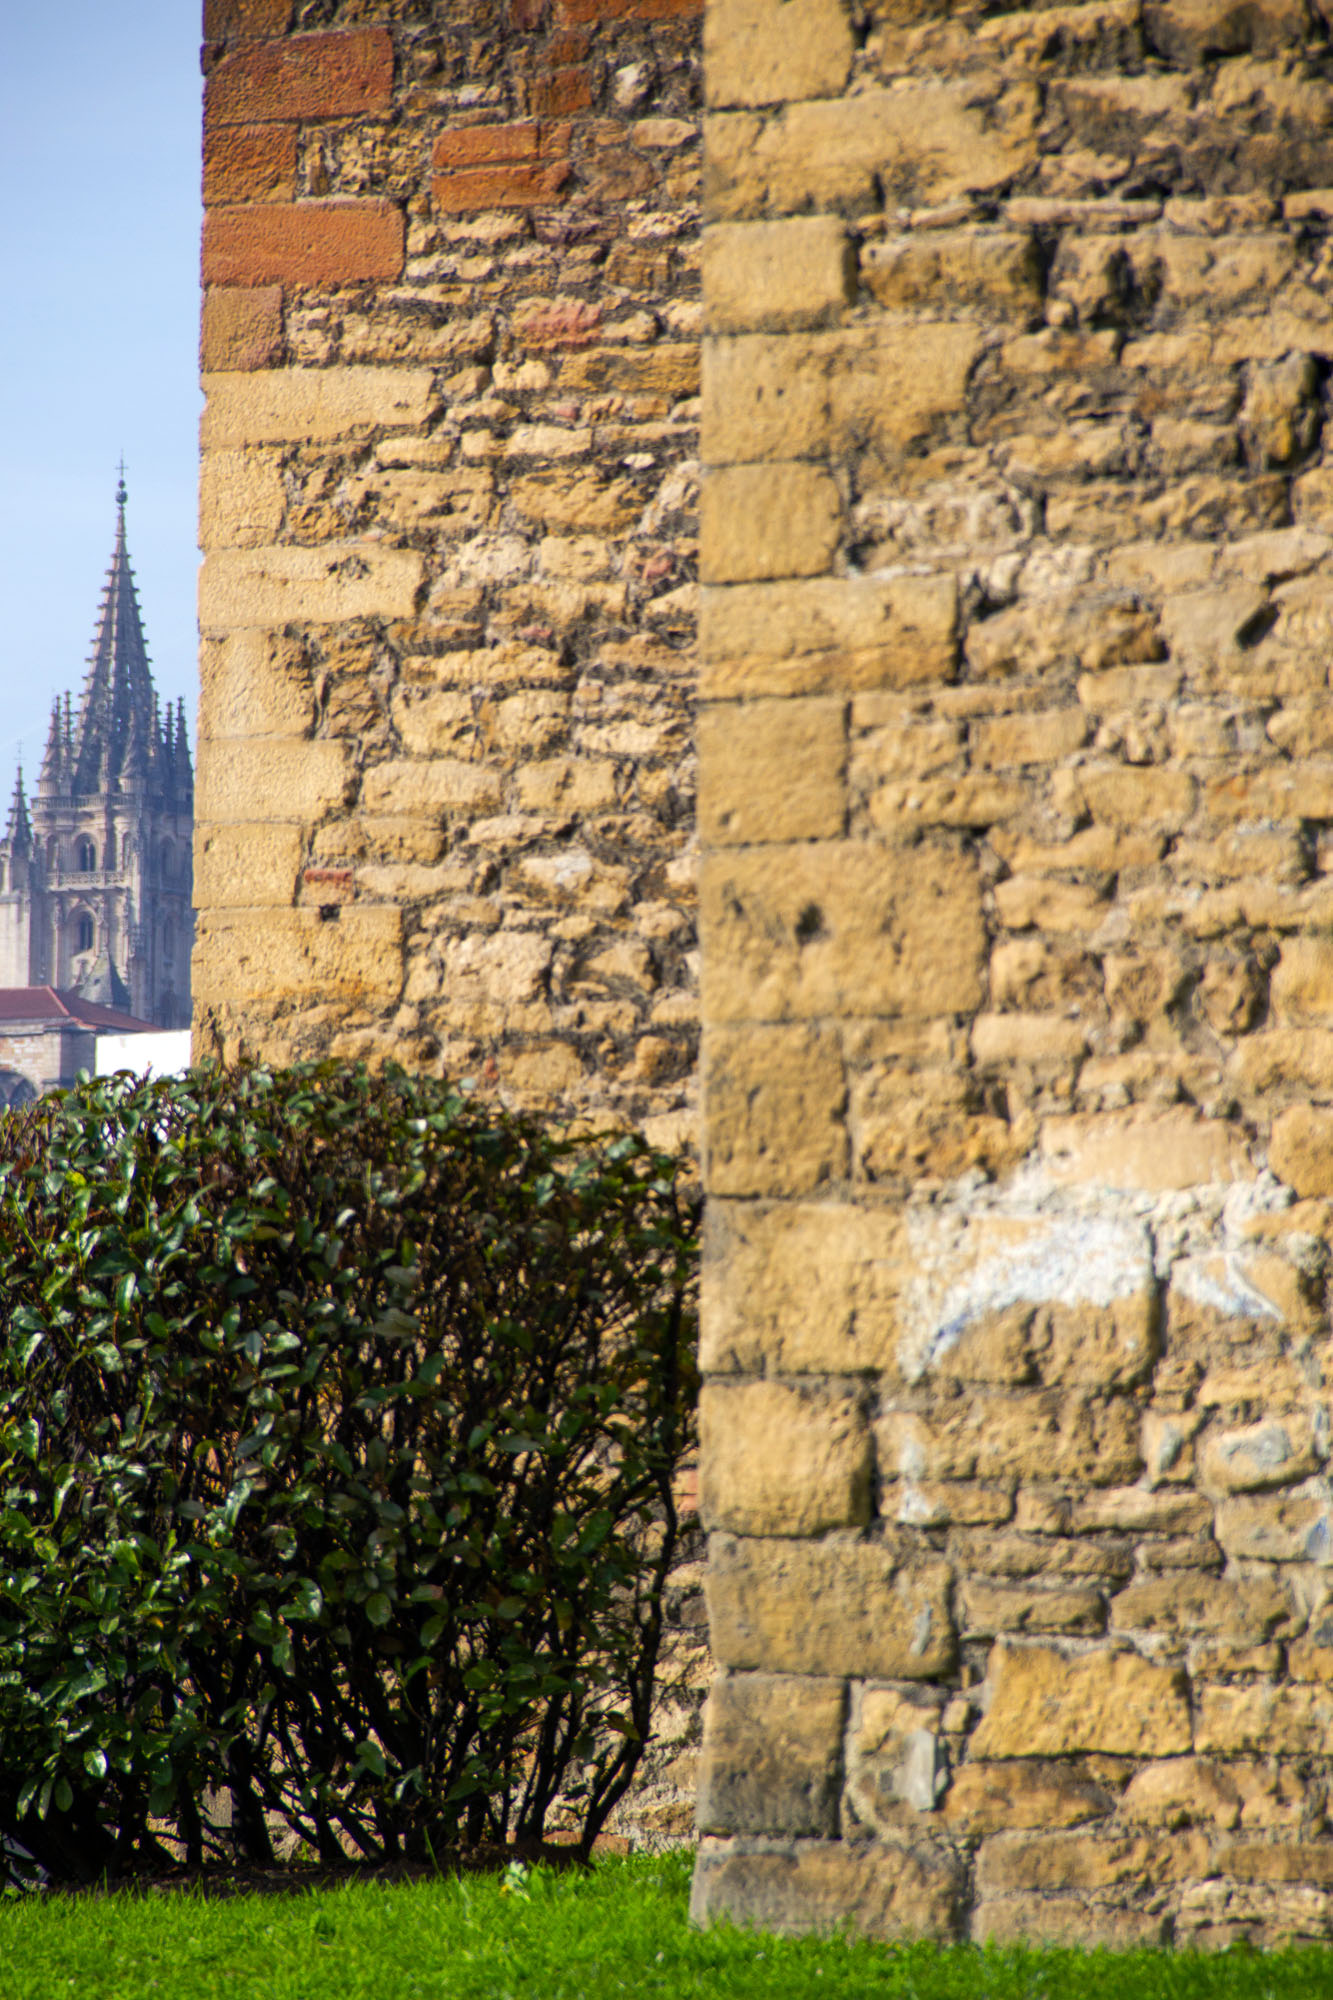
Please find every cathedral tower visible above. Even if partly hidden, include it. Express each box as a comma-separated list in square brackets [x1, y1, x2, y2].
[0, 477, 193, 1026]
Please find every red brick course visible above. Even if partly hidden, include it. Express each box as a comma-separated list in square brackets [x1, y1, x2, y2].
[432, 121, 572, 212]
[528, 67, 594, 118]
[203, 123, 297, 207]
[200, 285, 285, 371]
[202, 201, 404, 287]
[206, 28, 393, 127]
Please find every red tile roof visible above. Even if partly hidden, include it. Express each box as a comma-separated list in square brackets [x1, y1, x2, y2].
[0, 988, 157, 1032]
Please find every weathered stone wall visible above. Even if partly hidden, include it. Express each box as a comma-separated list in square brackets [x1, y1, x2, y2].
[196, 0, 706, 1848]
[693, 0, 1333, 1950]
[196, 0, 700, 1151]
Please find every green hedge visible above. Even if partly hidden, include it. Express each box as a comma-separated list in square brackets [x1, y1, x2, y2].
[0, 1063, 698, 1883]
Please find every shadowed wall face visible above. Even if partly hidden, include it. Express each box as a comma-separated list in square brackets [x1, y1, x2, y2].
[196, 0, 700, 1143]
[693, 0, 1333, 1953]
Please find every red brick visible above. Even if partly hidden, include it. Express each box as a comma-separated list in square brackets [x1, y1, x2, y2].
[529, 67, 594, 117]
[204, 122, 297, 206]
[432, 163, 572, 211]
[432, 121, 570, 170]
[204, 0, 290, 38]
[205, 28, 393, 127]
[555, 0, 701, 20]
[203, 200, 404, 286]
[513, 298, 603, 346]
[200, 286, 285, 371]
[548, 29, 593, 60]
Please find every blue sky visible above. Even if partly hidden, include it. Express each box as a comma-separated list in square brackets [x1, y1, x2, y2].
[0, 2, 201, 794]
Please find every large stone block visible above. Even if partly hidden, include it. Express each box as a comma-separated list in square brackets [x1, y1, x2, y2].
[696, 1675, 845, 1836]
[968, 1641, 1192, 1758]
[691, 1835, 964, 1941]
[977, 1828, 1210, 1896]
[700, 463, 841, 584]
[700, 575, 957, 693]
[704, 0, 853, 107]
[700, 1200, 907, 1376]
[198, 630, 317, 740]
[201, 366, 435, 448]
[198, 449, 284, 550]
[703, 327, 979, 467]
[1196, 1682, 1333, 1755]
[844, 1685, 949, 1830]
[943, 1761, 1114, 1837]
[878, 1392, 1141, 1489]
[698, 697, 845, 845]
[700, 1380, 871, 1536]
[1215, 1492, 1333, 1562]
[194, 821, 302, 909]
[700, 840, 984, 1022]
[703, 1023, 846, 1197]
[199, 544, 424, 631]
[193, 905, 403, 1007]
[704, 218, 853, 332]
[360, 759, 502, 817]
[1039, 1109, 1252, 1191]
[706, 1532, 954, 1679]
[195, 739, 353, 824]
[705, 84, 1039, 219]
[1270, 1105, 1333, 1196]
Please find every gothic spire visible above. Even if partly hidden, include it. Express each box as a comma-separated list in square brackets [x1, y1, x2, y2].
[37, 700, 64, 797]
[4, 765, 31, 857]
[69, 473, 159, 797]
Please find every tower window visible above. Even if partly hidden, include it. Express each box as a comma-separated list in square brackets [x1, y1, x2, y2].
[75, 913, 95, 954]
[162, 921, 175, 965]
[76, 838, 96, 872]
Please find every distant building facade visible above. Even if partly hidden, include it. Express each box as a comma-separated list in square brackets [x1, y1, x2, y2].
[0, 987, 161, 1108]
[0, 478, 193, 1030]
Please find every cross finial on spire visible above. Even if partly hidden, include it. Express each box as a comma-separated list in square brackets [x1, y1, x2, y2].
[116, 456, 127, 512]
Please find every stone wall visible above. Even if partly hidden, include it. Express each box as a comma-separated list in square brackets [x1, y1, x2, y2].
[196, 0, 700, 1149]
[196, 0, 706, 1849]
[693, 0, 1333, 1951]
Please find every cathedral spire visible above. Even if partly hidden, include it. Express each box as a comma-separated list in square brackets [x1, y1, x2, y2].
[37, 700, 64, 798]
[4, 765, 31, 857]
[69, 473, 158, 797]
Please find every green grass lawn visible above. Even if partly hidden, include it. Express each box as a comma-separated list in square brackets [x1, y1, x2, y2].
[2, 1850, 1331, 2000]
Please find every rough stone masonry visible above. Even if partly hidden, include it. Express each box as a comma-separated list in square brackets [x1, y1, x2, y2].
[196, 0, 1333, 1951]
[693, 0, 1333, 1952]
[196, 0, 705, 1845]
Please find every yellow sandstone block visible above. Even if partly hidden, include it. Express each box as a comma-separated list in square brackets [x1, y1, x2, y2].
[193, 905, 403, 1008]
[201, 366, 435, 447]
[704, 217, 853, 334]
[198, 449, 284, 550]
[704, 0, 853, 108]
[701, 1199, 909, 1376]
[198, 631, 317, 741]
[970, 1640, 1191, 1759]
[359, 758, 503, 816]
[700, 462, 841, 584]
[196, 738, 354, 825]
[703, 325, 980, 465]
[194, 821, 302, 909]
[699, 1380, 872, 1536]
[701, 839, 984, 1022]
[199, 543, 424, 631]
[700, 575, 957, 692]
[698, 697, 845, 845]
[704, 1022, 846, 1197]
